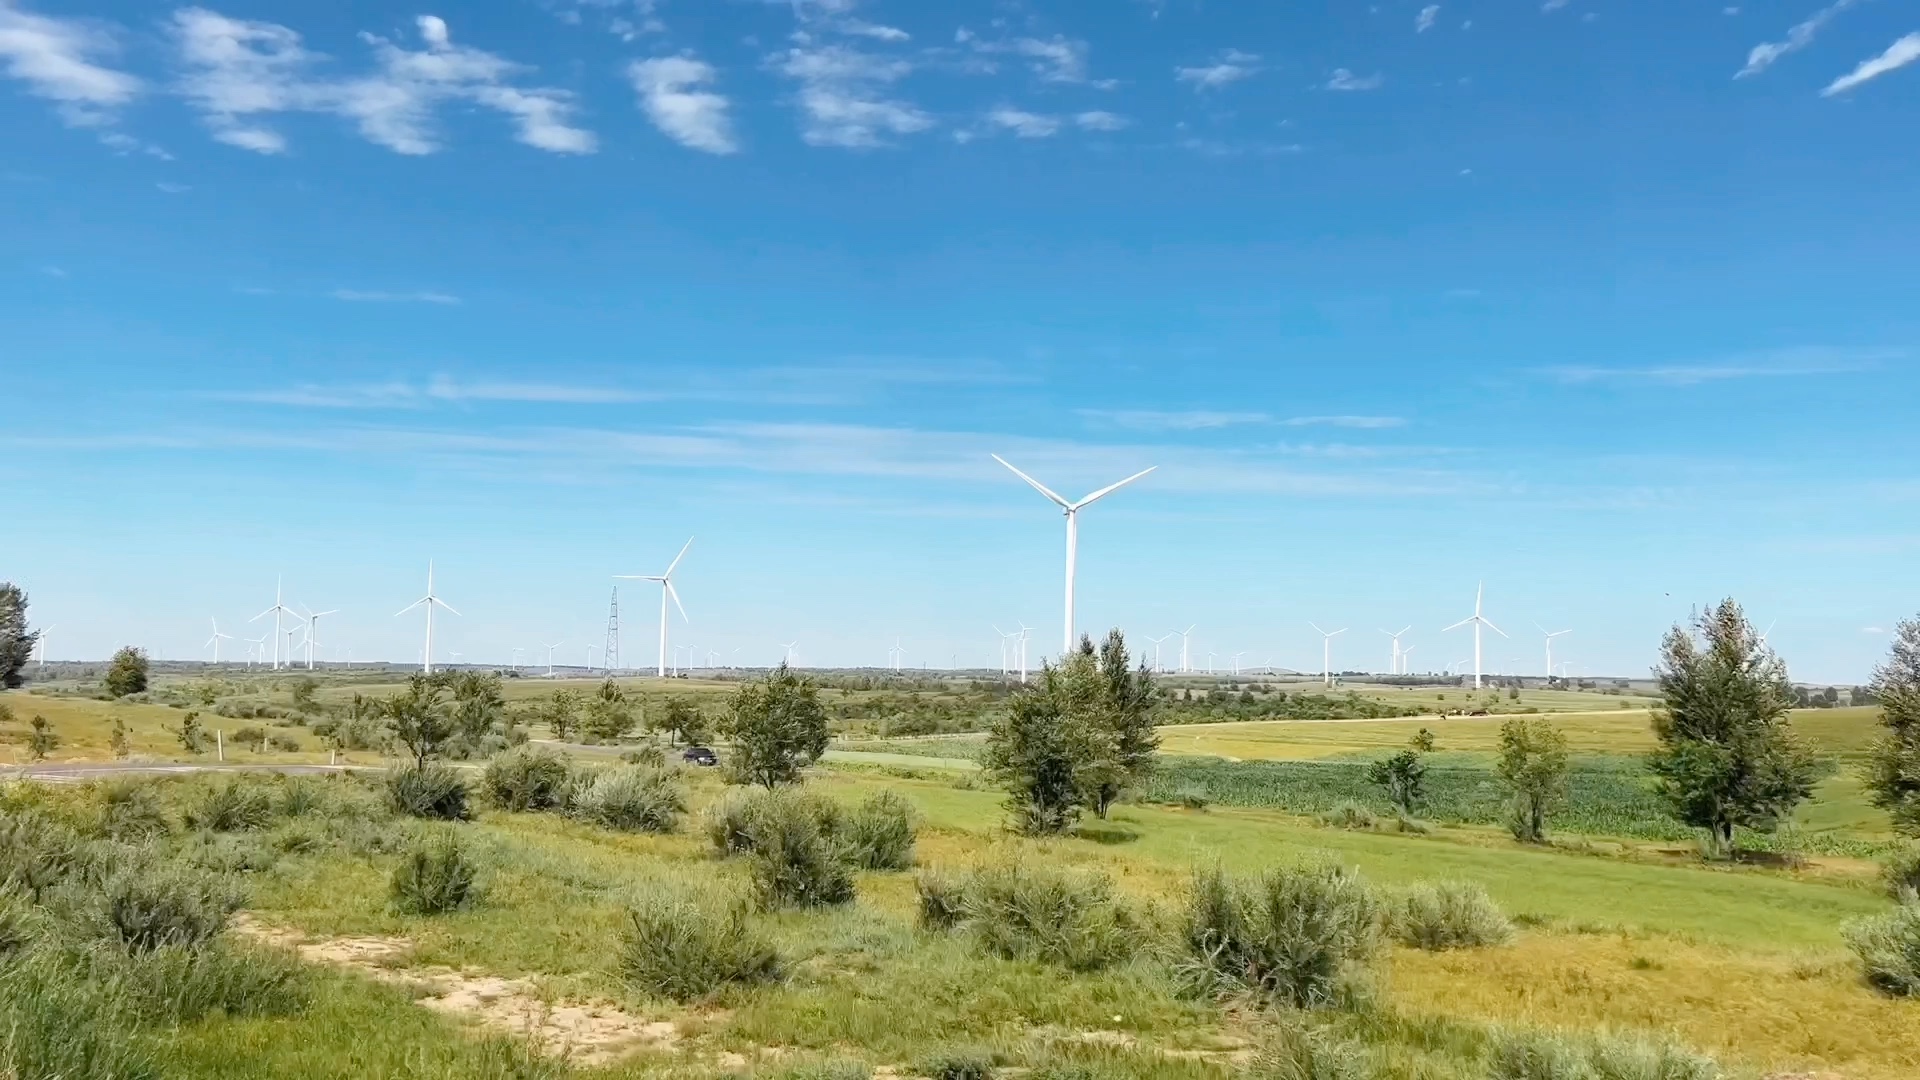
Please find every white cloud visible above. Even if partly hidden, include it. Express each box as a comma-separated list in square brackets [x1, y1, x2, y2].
[1544, 347, 1896, 385]
[1176, 49, 1260, 89]
[1074, 110, 1127, 131]
[772, 43, 930, 147]
[1279, 415, 1407, 429]
[0, 2, 140, 128]
[1080, 409, 1269, 431]
[38, 264, 67, 278]
[1737, 0, 1860, 78]
[1822, 33, 1920, 95]
[1542, 0, 1570, 9]
[155, 181, 190, 193]
[838, 19, 908, 42]
[1010, 35, 1089, 83]
[628, 56, 737, 153]
[1863, 626, 1887, 634]
[1326, 68, 1384, 91]
[1416, 5, 1440, 32]
[171, 9, 595, 156]
[987, 106, 1059, 138]
[330, 289, 461, 304]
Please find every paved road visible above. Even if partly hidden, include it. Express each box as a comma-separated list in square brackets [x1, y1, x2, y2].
[7, 762, 368, 785]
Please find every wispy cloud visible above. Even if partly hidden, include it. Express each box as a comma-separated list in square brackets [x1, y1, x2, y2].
[172, 10, 595, 156]
[1075, 110, 1127, 131]
[628, 56, 738, 153]
[155, 181, 190, 194]
[1079, 409, 1270, 431]
[956, 30, 1101, 86]
[213, 376, 668, 409]
[1863, 626, 1887, 634]
[838, 18, 908, 42]
[1326, 69, 1384, 91]
[770, 42, 931, 148]
[38, 264, 68, 278]
[1737, 0, 1860, 78]
[1543, 346, 1896, 385]
[0, 2, 140, 126]
[986, 106, 1059, 138]
[1416, 5, 1441, 33]
[1175, 49, 1260, 89]
[1280, 415, 1407, 429]
[330, 289, 461, 305]
[1823, 33, 1920, 95]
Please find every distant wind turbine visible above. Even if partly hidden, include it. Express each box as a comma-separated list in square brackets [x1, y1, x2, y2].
[204, 618, 233, 664]
[243, 634, 267, 670]
[779, 641, 798, 667]
[299, 606, 339, 671]
[250, 577, 301, 671]
[543, 640, 564, 676]
[1380, 626, 1411, 675]
[394, 561, 459, 675]
[1176, 624, 1197, 674]
[1443, 582, 1506, 689]
[991, 454, 1156, 654]
[1535, 623, 1572, 680]
[1146, 633, 1173, 674]
[616, 537, 692, 679]
[1310, 623, 1347, 687]
[34, 625, 54, 668]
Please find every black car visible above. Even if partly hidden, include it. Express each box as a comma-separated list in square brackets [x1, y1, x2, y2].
[681, 745, 718, 767]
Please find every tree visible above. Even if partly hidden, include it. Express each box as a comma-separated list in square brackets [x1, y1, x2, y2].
[1648, 599, 1819, 859]
[0, 583, 37, 689]
[103, 647, 149, 698]
[109, 716, 130, 759]
[1083, 630, 1160, 819]
[1410, 728, 1438, 753]
[451, 671, 506, 742]
[384, 674, 458, 768]
[26, 716, 57, 761]
[545, 689, 580, 741]
[719, 663, 828, 788]
[289, 677, 319, 710]
[581, 678, 636, 741]
[1866, 617, 1920, 836]
[1367, 749, 1426, 815]
[1496, 717, 1569, 843]
[175, 710, 207, 755]
[656, 695, 707, 746]
[982, 654, 1095, 835]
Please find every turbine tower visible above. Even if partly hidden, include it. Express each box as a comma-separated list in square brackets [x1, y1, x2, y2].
[1146, 633, 1173, 674]
[394, 561, 459, 675]
[34, 625, 53, 668]
[779, 641, 798, 667]
[1176, 624, 1197, 674]
[1536, 623, 1572, 680]
[616, 538, 692, 679]
[604, 587, 621, 674]
[204, 618, 233, 664]
[1379, 626, 1411, 675]
[299, 606, 339, 671]
[990, 454, 1156, 654]
[1442, 582, 1506, 690]
[250, 576, 301, 670]
[543, 640, 564, 676]
[1310, 623, 1348, 687]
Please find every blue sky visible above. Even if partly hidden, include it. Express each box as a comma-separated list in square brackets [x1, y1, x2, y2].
[3, 0, 1917, 681]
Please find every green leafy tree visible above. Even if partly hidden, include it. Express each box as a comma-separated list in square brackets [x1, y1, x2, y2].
[1082, 630, 1160, 819]
[451, 671, 506, 741]
[26, 716, 57, 761]
[109, 716, 131, 759]
[175, 710, 207, 755]
[656, 695, 708, 746]
[1496, 717, 1570, 843]
[1367, 749, 1426, 815]
[719, 664, 829, 788]
[581, 678, 636, 741]
[1410, 728, 1437, 753]
[1649, 599, 1820, 859]
[384, 674, 457, 768]
[289, 677, 319, 710]
[0, 583, 37, 689]
[983, 647, 1103, 835]
[195, 681, 221, 707]
[544, 689, 580, 741]
[103, 647, 149, 698]
[1866, 617, 1920, 836]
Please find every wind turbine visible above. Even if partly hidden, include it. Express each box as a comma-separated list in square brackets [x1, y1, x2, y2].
[991, 455, 1157, 654]
[299, 607, 339, 671]
[586, 643, 599, 671]
[1379, 626, 1411, 675]
[1310, 623, 1347, 687]
[204, 618, 233, 664]
[1760, 619, 1778, 646]
[1016, 624, 1033, 683]
[1442, 582, 1506, 690]
[1536, 623, 1572, 680]
[1176, 624, 1197, 674]
[243, 634, 267, 670]
[1146, 633, 1173, 674]
[1401, 645, 1417, 673]
[250, 577, 301, 670]
[779, 641, 798, 667]
[34, 625, 54, 668]
[615, 538, 692, 679]
[394, 561, 459, 675]
[1206, 649, 1218, 675]
[1231, 650, 1247, 676]
[543, 640, 564, 676]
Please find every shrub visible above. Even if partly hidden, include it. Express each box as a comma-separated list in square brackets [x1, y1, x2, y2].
[1488, 1028, 1720, 1080]
[1173, 786, 1212, 811]
[841, 791, 917, 870]
[617, 891, 784, 1002]
[1844, 903, 1920, 997]
[705, 787, 842, 857]
[482, 745, 575, 811]
[915, 869, 967, 931]
[103, 646, 150, 698]
[385, 763, 472, 821]
[390, 833, 481, 915]
[267, 733, 301, 753]
[1179, 863, 1380, 1008]
[917, 1048, 996, 1080]
[1317, 802, 1377, 831]
[232, 725, 269, 753]
[184, 781, 274, 832]
[571, 766, 686, 833]
[949, 862, 1139, 971]
[275, 779, 326, 819]
[100, 780, 171, 841]
[183, 831, 278, 874]
[0, 952, 157, 1080]
[777, 1062, 870, 1080]
[1387, 882, 1513, 951]
[1882, 845, 1920, 903]
[103, 941, 310, 1024]
[1586, 1033, 1719, 1080]
[745, 802, 855, 910]
[271, 821, 323, 854]
[102, 863, 241, 951]
[1246, 1014, 1374, 1080]
[0, 813, 88, 900]
[620, 745, 668, 767]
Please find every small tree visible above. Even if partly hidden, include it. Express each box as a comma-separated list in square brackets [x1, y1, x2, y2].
[384, 674, 457, 768]
[451, 671, 506, 742]
[983, 649, 1102, 835]
[1866, 617, 1920, 836]
[1082, 630, 1160, 819]
[1496, 717, 1570, 843]
[109, 716, 131, 759]
[657, 695, 707, 746]
[289, 677, 319, 711]
[103, 647, 150, 698]
[581, 677, 636, 741]
[1410, 728, 1437, 753]
[175, 710, 207, 754]
[26, 716, 57, 761]
[719, 664, 829, 788]
[0, 583, 36, 689]
[1649, 599, 1820, 859]
[1367, 749, 1426, 815]
[545, 689, 580, 742]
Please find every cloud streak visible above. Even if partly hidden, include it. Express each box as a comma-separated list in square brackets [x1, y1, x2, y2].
[1543, 347, 1896, 385]
[330, 289, 461, 304]
[1737, 0, 1860, 78]
[1080, 410, 1407, 432]
[628, 56, 738, 153]
[1326, 68, 1384, 91]
[1175, 49, 1259, 89]
[1823, 33, 1920, 95]
[771, 42, 931, 148]
[0, 1, 141, 137]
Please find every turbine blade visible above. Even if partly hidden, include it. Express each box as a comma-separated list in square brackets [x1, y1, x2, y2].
[664, 537, 694, 577]
[1332, 628, 1348, 637]
[1482, 618, 1508, 638]
[1442, 617, 1472, 632]
[433, 598, 462, 617]
[394, 597, 428, 617]
[1309, 622, 1327, 635]
[666, 580, 688, 622]
[1073, 466, 1157, 509]
[249, 606, 275, 622]
[990, 454, 1070, 508]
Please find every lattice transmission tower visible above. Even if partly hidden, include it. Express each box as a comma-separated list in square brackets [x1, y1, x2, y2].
[604, 587, 621, 673]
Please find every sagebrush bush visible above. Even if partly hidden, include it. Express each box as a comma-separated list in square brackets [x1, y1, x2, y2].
[1586, 1033, 1719, 1080]
[1844, 903, 1920, 997]
[275, 779, 326, 819]
[99, 780, 171, 841]
[482, 745, 575, 811]
[617, 891, 784, 1002]
[0, 951, 157, 1080]
[946, 862, 1139, 971]
[705, 787, 841, 857]
[1318, 803, 1377, 831]
[1488, 1028, 1720, 1080]
[1174, 786, 1212, 811]
[620, 745, 668, 767]
[1388, 881, 1513, 951]
[1180, 863, 1380, 1008]
[1246, 1014, 1375, 1080]
[570, 766, 685, 833]
[841, 791, 917, 870]
[915, 869, 967, 932]
[271, 821, 324, 854]
[95, 941, 310, 1024]
[1882, 845, 1920, 903]
[745, 800, 855, 910]
[184, 781, 274, 832]
[183, 831, 278, 874]
[389, 833, 481, 915]
[102, 863, 241, 952]
[0, 813, 88, 900]
[385, 763, 472, 821]
[916, 1047, 996, 1080]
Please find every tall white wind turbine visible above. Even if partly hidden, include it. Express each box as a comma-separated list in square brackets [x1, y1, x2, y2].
[34, 625, 54, 668]
[1146, 633, 1173, 674]
[250, 577, 301, 671]
[616, 538, 692, 679]
[204, 618, 233, 664]
[779, 641, 798, 667]
[1379, 626, 1411, 675]
[543, 640, 564, 676]
[1176, 624, 1197, 674]
[394, 562, 459, 675]
[1535, 623, 1572, 680]
[299, 607, 339, 671]
[1442, 582, 1506, 690]
[991, 455, 1156, 654]
[1310, 623, 1347, 687]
